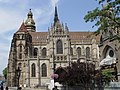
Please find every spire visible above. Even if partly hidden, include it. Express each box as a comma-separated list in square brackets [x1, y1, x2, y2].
[54, 6, 59, 24]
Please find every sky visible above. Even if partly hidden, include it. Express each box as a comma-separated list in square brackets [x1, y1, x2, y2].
[0, 0, 99, 74]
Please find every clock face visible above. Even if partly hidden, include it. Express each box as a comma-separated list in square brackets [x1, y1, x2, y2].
[109, 50, 114, 57]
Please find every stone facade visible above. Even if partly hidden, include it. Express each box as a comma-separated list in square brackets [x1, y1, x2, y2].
[99, 26, 120, 80]
[7, 7, 99, 87]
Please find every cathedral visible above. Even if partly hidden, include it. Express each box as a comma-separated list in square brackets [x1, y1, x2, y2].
[7, 7, 100, 87]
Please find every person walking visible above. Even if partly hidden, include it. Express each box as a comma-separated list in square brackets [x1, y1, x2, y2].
[1, 85, 3, 90]
[5, 87, 8, 90]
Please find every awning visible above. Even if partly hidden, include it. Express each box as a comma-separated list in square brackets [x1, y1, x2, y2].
[100, 55, 116, 66]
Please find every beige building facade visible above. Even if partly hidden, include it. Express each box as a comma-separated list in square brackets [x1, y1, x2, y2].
[99, 26, 120, 81]
[7, 7, 99, 87]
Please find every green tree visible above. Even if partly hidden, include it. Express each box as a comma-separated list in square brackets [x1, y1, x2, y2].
[84, 0, 120, 35]
[101, 69, 115, 84]
[3, 67, 7, 80]
[95, 68, 115, 89]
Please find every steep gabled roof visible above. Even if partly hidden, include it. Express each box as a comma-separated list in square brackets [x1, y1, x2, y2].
[17, 22, 27, 32]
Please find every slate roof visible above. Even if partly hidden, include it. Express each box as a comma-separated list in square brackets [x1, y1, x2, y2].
[29, 32, 99, 43]
[30, 32, 48, 43]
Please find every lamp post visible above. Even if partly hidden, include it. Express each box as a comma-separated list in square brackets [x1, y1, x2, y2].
[16, 67, 21, 90]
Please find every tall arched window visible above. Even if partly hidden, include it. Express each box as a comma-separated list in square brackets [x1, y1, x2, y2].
[41, 63, 47, 77]
[31, 63, 36, 77]
[56, 40, 63, 54]
[70, 47, 73, 56]
[19, 53, 22, 59]
[33, 48, 38, 57]
[86, 47, 90, 58]
[77, 47, 81, 57]
[100, 36, 103, 44]
[19, 45, 22, 52]
[42, 48, 47, 58]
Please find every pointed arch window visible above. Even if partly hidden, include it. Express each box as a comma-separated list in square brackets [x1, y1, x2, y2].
[70, 47, 73, 56]
[77, 47, 81, 57]
[33, 48, 38, 57]
[56, 40, 63, 54]
[19, 45, 22, 52]
[42, 48, 47, 58]
[31, 63, 36, 77]
[19, 53, 22, 59]
[86, 47, 90, 58]
[41, 63, 47, 77]
[100, 36, 103, 44]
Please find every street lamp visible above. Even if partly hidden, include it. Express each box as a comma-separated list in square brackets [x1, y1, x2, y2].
[16, 67, 21, 90]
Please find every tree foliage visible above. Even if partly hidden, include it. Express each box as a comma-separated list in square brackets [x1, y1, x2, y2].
[101, 68, 115, 84]
[55, 61, 116, 89]
[95, 67, 116, 88]
[2, 67, 7, 79]
[55, 60, 95, 89]
[84, 0, 120, 35]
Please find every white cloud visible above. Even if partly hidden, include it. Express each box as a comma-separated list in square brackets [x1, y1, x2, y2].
[0, 9, 24, 33]
[51, 0, 60, 7]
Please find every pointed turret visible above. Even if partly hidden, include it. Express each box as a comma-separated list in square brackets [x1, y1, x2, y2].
[25, 9, 36, 32]
[54, 6, 60, 26]
[54, 6, 59, 22]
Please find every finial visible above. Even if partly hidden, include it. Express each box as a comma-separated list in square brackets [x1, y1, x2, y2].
[28, 8, 33, 17]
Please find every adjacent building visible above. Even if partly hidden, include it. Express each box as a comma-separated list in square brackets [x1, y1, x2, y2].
[99, 25, 120, 81]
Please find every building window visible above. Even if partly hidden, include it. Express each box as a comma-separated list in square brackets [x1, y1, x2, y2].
[41, 63, 47, 77]
[100, 36, 103, 44]
[61, 56, 63, 60]
[42, 48, 47, 58]
[33, 48, 38, 57]
[70, 47, 73, 56]
[77, 47, 81, 57]
[18, 63, 22, 68]
[19, 53, 22, 59]
[86, 47, 90, 58]
[56, 39, 63, 54]
[31, 63, 36, 77]
[19, 45, 22, 52]
[57, 56, 59, 61]
[109, 50, 114, 57]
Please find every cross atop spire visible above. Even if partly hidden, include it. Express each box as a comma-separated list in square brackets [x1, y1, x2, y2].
[27, 9, 33, 18]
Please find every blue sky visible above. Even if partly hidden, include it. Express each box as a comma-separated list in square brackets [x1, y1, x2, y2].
[0, 0, 99, 74]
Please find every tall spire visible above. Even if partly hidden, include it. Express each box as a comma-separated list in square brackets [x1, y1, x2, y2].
[54, 6, 59, 24]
